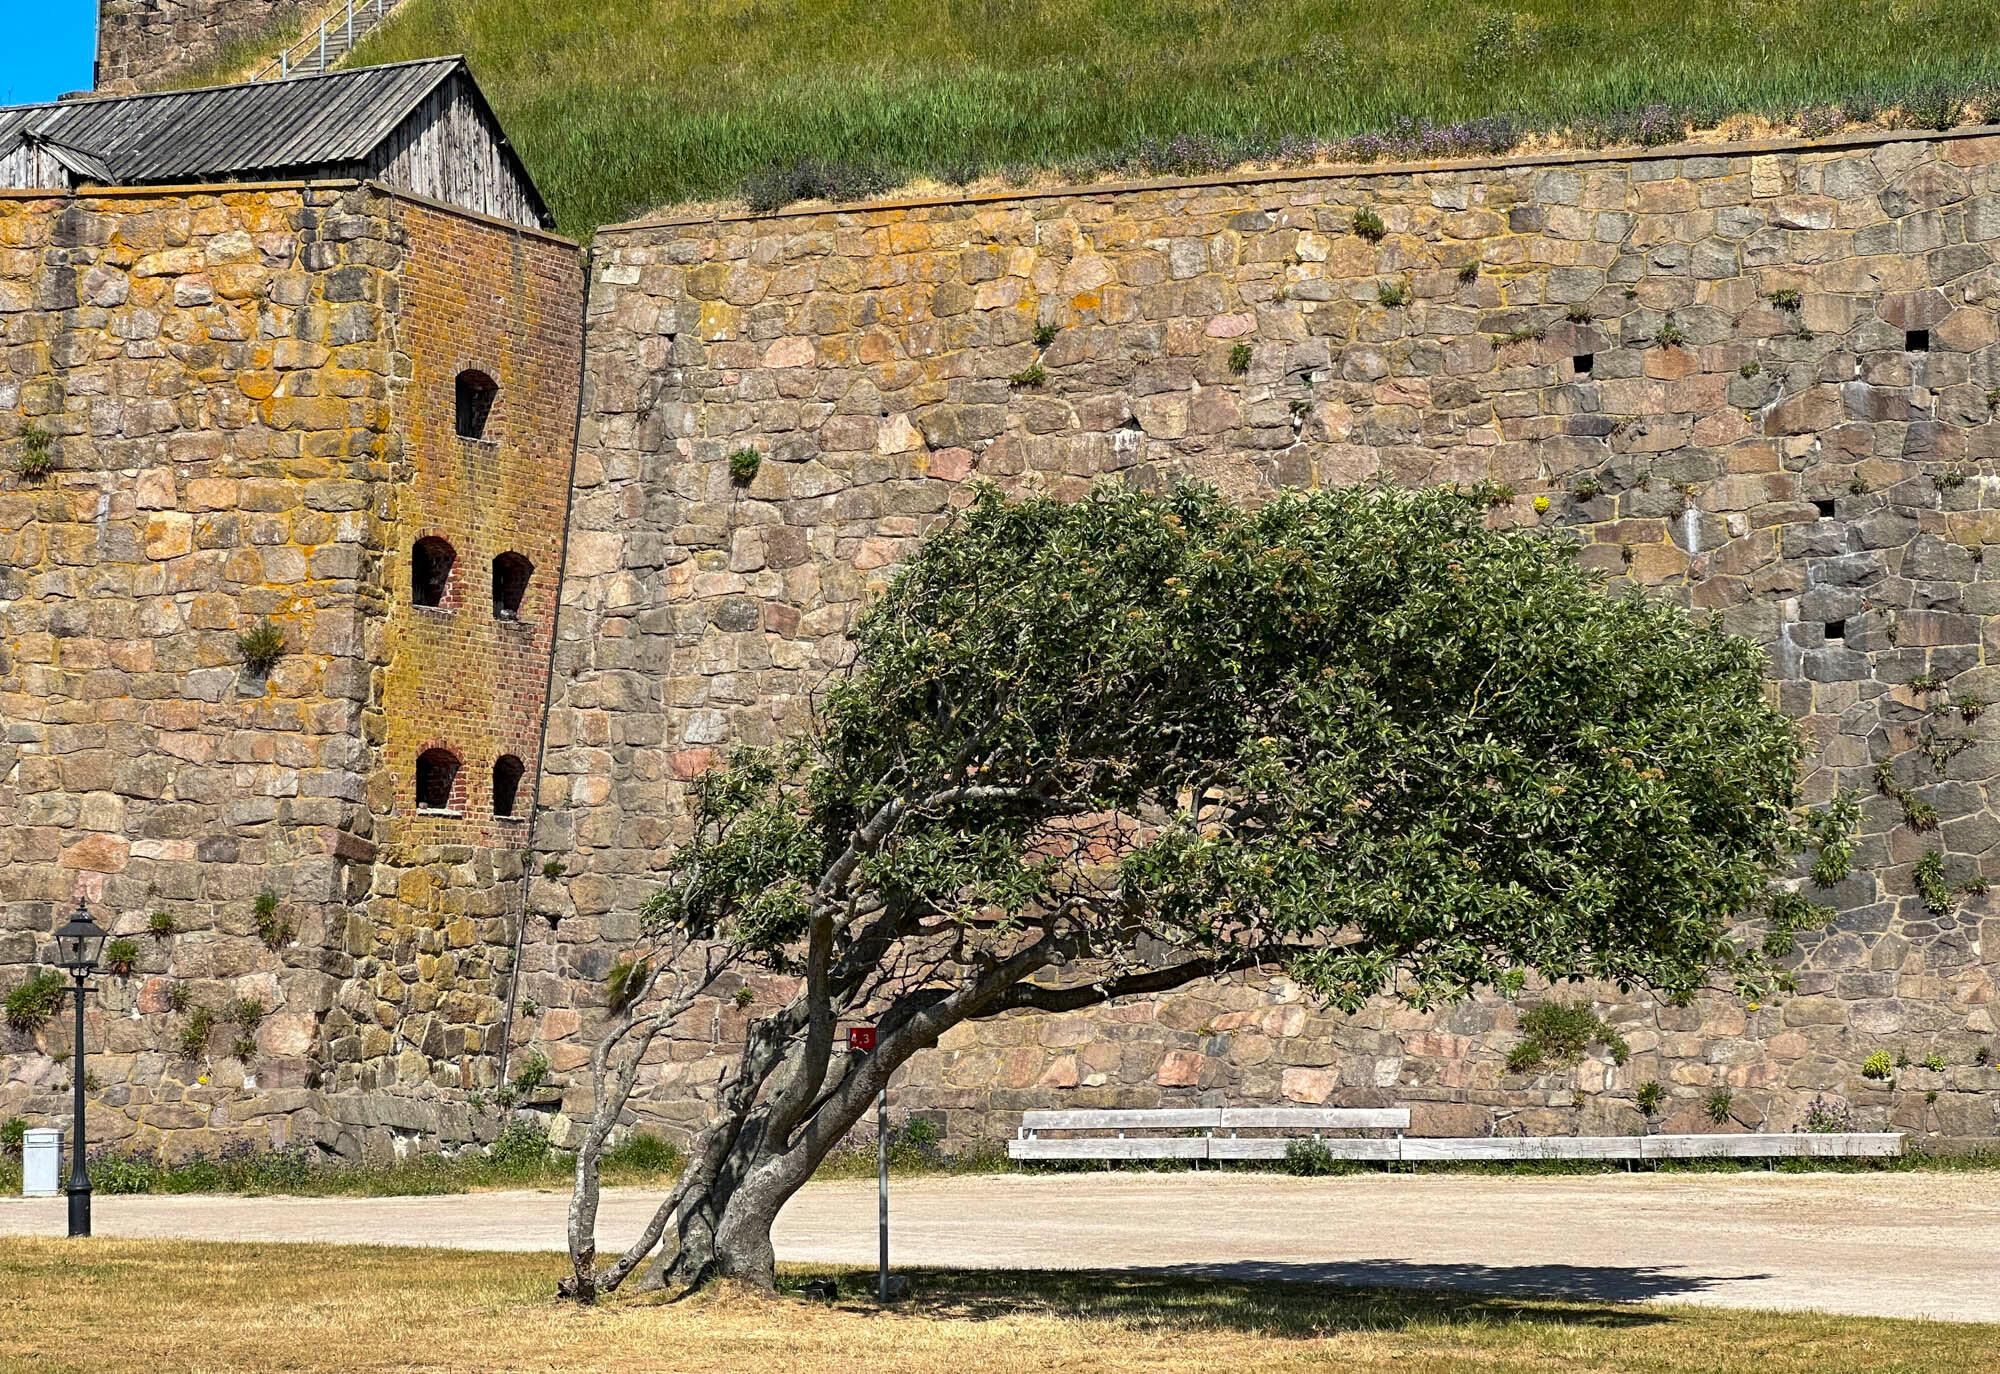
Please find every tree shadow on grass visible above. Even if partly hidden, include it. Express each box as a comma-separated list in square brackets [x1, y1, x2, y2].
[778, 1260, 1762, 1335]
[1144, 1256, 1771, 1305]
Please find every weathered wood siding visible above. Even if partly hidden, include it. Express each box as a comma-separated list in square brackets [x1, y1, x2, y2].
[363, 74, 544, 229]
[0, 142, 77, 192]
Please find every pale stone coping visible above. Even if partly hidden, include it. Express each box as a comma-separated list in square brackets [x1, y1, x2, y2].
[0, 176, 580, 249]
[601, 120, 2000, 235]
[0, 177, 355, 199]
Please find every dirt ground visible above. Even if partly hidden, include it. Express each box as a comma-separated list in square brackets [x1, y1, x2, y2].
[4, 1169, 1997, 1323]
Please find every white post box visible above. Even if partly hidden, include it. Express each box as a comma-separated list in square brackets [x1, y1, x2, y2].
[22, 1127, 62, 1197]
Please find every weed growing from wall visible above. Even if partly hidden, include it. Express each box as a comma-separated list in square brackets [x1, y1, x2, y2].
[1506, 1001, 1630, 1073]
[14, 426, 54, 480]
[1915, 849, 1952, 914]
[253, 891, 292, 950]
[4, 972, 65, 1034]
[237, 621, 285, 675]
[1802, 1096, 1856, 1132]
[178, 1006, 216, 1059]
[510, 1050, 551, 1097]
[103, 939, 139, 977]
[605, 957, 651, 1013]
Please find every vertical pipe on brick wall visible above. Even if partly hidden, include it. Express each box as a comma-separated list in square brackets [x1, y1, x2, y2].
[497, 240, 592, 1089]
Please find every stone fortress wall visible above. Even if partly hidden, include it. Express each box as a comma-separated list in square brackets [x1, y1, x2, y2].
[0, 182, 581, 1160]
[94, 0, 317, 89]
[8, 125, 2000, 1162]
[529, 127, 2000, 1151]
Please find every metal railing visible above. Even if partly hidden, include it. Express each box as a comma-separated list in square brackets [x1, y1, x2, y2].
[252, 0, 402, 82]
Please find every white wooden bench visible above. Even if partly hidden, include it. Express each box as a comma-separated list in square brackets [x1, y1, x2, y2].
[1008, 1107, 1409, 1161]
[1395, 1132, 1905, 1162]
[1007, 1108, 1904, 1164]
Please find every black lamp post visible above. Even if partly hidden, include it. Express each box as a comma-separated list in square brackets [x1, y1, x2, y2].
[53, 900, 106, 1239]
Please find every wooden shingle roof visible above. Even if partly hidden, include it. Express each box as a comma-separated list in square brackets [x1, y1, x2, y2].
[0, 58, 553, 230]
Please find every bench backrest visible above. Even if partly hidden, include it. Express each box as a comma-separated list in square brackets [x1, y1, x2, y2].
[1019, 1107, 1410, 1132]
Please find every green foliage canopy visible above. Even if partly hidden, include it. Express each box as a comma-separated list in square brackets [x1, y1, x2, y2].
[643, 482, 1834, 1023]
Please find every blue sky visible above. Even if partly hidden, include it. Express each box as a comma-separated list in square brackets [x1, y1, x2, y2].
[2, 1, 98, 107]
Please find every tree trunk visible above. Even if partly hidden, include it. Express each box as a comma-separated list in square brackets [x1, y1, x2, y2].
[656, 1203, 719, 1292]
[711, 1188, 783, 1289]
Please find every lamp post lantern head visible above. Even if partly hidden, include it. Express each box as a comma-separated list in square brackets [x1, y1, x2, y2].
[54, 900, 107, 975]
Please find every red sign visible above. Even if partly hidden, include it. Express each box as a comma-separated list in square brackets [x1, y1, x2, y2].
[847, 1026, 877, 1051]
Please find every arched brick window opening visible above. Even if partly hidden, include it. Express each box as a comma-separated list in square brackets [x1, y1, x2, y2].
[492, 551, 533, 620]
[456, 369, 497, 440]
[415, 747, 460, 811]
[412, 536, 455, 607]
[492, 754, 526, 817]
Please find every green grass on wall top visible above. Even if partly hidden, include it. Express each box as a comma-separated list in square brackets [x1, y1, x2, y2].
[338, 0, 2000, 235]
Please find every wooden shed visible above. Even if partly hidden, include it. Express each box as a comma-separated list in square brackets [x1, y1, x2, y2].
[0, 57, 552, 230]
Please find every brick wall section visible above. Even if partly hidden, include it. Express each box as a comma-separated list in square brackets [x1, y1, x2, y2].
[95, 0, 315, 89]
[534, 130, 2000, 1150]
[373, 199, 579, 847]
[0, 185, 399, 1159]
[321, 198, 581, 1136]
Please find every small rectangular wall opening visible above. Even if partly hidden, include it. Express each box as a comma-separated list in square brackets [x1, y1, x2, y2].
[1826, 619, 1846, 641]
[1813, 498, 1837, 519]
[1572, 353, 1594, 376]
[1907, 329, 1930, 352]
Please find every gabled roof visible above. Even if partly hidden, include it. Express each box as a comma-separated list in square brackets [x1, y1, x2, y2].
[0, 57, 552, 227]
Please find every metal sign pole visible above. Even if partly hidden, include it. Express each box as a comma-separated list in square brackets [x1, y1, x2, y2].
[847, 1025, 889, 1302]
[877, 1081, 889, 1302]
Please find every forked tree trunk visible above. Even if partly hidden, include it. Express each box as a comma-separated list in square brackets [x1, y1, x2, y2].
[563, 915, 1235, 1301]
[652, 1085, 875, 1293]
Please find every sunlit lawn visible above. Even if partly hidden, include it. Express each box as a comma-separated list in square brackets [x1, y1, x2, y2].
[3, 1239, 1996, 1374]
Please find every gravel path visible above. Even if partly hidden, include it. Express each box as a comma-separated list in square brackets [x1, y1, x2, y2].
[4, 1170, 1995, 1322]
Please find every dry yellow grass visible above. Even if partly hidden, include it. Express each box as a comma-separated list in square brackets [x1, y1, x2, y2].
[3, 1239, 1996, 1374]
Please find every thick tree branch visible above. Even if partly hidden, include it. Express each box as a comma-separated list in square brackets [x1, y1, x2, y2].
[978, 946, 1311, 1016]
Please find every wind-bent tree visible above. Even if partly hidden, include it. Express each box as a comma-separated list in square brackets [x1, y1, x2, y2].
[560, 480, 1842, 1300]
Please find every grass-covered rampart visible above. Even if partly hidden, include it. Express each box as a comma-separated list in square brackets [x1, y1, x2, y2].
[326, 0, 2000, 234]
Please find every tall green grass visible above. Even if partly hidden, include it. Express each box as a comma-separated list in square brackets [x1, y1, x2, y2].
[335, 0, 2000, 234]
